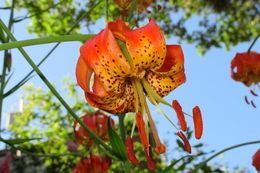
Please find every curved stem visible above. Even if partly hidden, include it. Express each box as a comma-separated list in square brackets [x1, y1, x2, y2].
[0, 19, 113, 154]
[0, 0, 16, 137]
[247, 34, 260, 53]
[118, 114, 126, 142]
[0, 34, 95, 51]
[162, 155, 194, 173]
[194, 140, 260, 171]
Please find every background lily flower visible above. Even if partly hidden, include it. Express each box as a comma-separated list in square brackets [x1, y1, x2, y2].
[0, 151, 11, 173]
[252, 149, 260, 172]
[231, 51, 260, 87]
[73, 111, 114, 147]
[72, 155, 112, 173]
[231, 51, 260, 107]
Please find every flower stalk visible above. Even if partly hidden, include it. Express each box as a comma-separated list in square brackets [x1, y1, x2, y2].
[0, 34, 95, 51]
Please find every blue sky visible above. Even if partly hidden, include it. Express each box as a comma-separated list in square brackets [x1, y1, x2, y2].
[1, 2, 260, 172]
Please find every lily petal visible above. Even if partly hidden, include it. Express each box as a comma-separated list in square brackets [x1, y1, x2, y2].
[76, 56, 92, 92]
[156, 45, 185, 76]
[145, 70, 186, 97]
[76, 54, 134, 114]
[108, 19, 167, 75]
[80, 28, 131, 95]
[85, 82, 135, 114]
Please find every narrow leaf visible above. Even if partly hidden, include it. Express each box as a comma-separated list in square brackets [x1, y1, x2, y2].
[6, 52, 12, 72]
[0, 137, 41, 145]
[0, 27, 6, 43]
[108, 117, 127, 161]
[3, 72, 14, 89]
[3, 75, 33, 98]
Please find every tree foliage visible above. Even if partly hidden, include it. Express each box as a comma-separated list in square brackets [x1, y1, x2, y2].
[6, 0, 260, 54]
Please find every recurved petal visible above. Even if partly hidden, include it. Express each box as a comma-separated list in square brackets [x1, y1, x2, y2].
[107, 19, 130, 41]
[156, 45, 184, 76]
[76, 56, 128, 111]
[145, 70, 186, 97]
[108, 19, 166, 75]
[85, 82, 135, 114]
[80, 28, 131, 95]
[76, 56, 92, 92]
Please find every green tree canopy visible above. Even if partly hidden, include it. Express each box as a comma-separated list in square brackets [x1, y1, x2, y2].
[6, 0, 260, 54]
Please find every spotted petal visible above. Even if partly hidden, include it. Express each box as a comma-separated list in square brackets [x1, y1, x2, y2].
[146, 70, 186, 97]
[145, 45, 186, 97]
[108, 19, 167, 76]
[156, 45, 184, 76]
[80, 28, 131, 95]
[85, 81, 135, 114]
[231, 52, 260, 86]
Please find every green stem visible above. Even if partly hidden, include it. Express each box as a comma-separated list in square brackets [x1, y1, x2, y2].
[0, 0, 15, 136]
[3, 0, 103, 98]
[162, 155, 194, 173]
[0, 19, 113, 154]
[118, 114, 126, 142]
[247, 34, 260, 53]
[0, 34, 95, 51]
[194, 140, 260, 171]
[0, 136, 80, 157]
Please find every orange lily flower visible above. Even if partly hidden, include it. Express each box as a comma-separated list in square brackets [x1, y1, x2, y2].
[72, 155, 112, 173]
[231, 51, 260, 107]
[73, 111, 114, 147]
[231, 51, 260, 87]
[76, 19, 202, 169]
[252, 148, 260, 172]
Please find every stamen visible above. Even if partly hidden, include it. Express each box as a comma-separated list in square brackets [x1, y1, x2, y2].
[250, 89, 258, 97]
[192, 106, 203, 139]
[244, 96, 250, 105]
[136, 112, 149, 148]
[125, 136, 139, 165]
[130, 119, 136, 138]
[172, 100, 187, 131]
[141, 79, 191, 117]
[131, 79, 140, 113]
[144, 147, 155, 171]
[144, 100, 166, 154]
[148, 95, 178, 130]
[141, 78, 171, 106]
[251, 100, 257, 108]
[177, 131, 191, 154]
[134, 80, 146, 113]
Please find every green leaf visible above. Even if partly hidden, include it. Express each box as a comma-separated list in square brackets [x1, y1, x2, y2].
[0, 27, 6, 43]
[3, 72, 14, 90]
[3, 75, 33, 98]
[0, 137, 41, 145]
[6, 52, 12, 72]
[108, 117, 127, 161]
